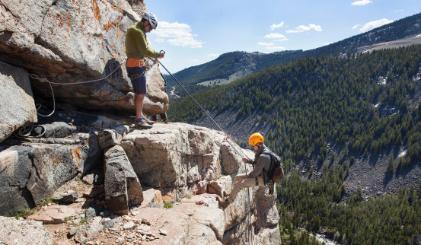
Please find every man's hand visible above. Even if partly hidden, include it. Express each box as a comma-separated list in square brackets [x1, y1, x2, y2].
[158, 50, 165, 59]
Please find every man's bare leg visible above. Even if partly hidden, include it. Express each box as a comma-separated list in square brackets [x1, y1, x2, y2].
[135, 93, 145, 119]
[134, 93, 152, 129]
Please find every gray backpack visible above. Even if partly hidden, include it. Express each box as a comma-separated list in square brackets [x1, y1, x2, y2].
[261, 150, 284, 183]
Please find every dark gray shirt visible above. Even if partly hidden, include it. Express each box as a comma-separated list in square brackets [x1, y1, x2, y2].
[248, 146, 272, 180]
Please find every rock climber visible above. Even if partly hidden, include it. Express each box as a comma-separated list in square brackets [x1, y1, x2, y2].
[217, 132, 284, 208]
[125, 12, 165, 129]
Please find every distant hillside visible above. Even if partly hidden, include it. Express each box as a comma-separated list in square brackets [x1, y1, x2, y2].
[165, 50, 304, 88]
[306, 12, 421, 57]
[167, 12, 421, 93]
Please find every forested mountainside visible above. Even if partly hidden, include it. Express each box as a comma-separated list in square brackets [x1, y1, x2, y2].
[277, 166, 421, 244]
[170, 46, 421, 173]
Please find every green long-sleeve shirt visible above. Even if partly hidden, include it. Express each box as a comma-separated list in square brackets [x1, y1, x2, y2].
[125, 22, 160, 59]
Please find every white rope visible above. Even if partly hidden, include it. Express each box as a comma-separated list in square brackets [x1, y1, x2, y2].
[158, 60, 256, 243]
[30, 62, 124, 86]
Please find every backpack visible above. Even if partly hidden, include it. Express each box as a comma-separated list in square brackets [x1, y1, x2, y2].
[261, 149, 284, 183]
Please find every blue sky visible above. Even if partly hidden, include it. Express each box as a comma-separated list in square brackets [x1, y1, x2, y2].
[145, 0, 421, 72]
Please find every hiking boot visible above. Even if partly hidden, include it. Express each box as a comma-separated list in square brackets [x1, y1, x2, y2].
[135, 118, 152, 129]
[216, 196, 230, 209]
[142, 116, 155, 125]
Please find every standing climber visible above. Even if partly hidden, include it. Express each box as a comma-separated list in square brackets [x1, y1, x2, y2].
[217, 132, 284, 208]
[125, 13, 165, 129]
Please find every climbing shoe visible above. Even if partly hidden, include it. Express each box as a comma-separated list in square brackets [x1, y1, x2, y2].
[135, 118, 152, 129]
[142, 116, 155, 125]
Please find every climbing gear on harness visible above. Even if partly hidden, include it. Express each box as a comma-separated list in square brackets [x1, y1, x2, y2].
[142, 13, 158, 29]
[127, 58, 145, 68]
[248, 132, 264, 147]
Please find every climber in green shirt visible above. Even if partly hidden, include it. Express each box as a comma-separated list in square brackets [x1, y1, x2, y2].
[125, 13, 164, 129]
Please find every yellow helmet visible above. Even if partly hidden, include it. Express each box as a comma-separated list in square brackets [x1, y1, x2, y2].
[248, 132, 264, 147]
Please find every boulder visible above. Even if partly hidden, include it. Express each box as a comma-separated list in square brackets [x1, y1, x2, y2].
[0, 61, 37, 143]
[0, 0, 168, 115]
[141, 188, 164, 208]
[98, 125, 130, 150]
[0, 143, 85, 215]
[0, 216, 52, 245]
[104, 145, 143, 215]
[220, 141, 253, 175]
[121, 123, 225, 193]
[207, 175, 232, 198]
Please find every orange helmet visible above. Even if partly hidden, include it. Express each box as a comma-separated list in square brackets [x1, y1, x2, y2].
[248, 132, 264, 147]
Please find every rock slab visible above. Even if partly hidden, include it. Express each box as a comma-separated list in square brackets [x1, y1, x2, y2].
[104, 145, 143, 215]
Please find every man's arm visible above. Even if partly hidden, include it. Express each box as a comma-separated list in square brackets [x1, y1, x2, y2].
[248, 154, 271, 178]
[131, 28, 160, 58]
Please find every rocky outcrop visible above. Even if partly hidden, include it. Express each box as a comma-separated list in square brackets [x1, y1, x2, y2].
[104, 145, 143, 215]
[0, 216, 52, 245]
[0, 61, 37, 143]
[121, 123, 280, 244]
[0, 0, 168, 115]
[0, 142, 87, 215]
[0, 120, 280, 244]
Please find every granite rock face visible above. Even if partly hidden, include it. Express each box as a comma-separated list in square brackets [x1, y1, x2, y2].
[121, 123, 280, 244]
[0, 61, 37, 143]
[0, 0, 168, 115]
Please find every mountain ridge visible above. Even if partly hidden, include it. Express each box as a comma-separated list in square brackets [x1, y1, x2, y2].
[167, 12, 421, 92]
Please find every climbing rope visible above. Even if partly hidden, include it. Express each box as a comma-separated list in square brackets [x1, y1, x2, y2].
[157, 59, 256, 243]
[157, 59, 252, 161]
[30, 57, 160, 118]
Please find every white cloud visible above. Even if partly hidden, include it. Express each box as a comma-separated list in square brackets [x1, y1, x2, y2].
[270, 22, 285, 30]
[352, 24, 360, 30]
[264, 33, 288, 42]
[153, 21, 203, 48]
[286, 24, 322, 33]
[359, 18, 393, 32]
[351, 0, 372, 6]
[258, 42, 286, 52]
